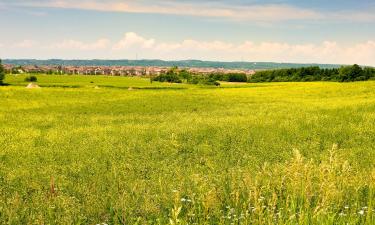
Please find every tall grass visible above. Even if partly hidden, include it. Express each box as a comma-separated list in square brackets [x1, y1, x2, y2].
[0, 75, 374, 224]
[165, 146, 374, 224]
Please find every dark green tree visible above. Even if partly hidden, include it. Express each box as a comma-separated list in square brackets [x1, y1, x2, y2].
[338, 64, 363, 82]
[179, 69, 192, 81]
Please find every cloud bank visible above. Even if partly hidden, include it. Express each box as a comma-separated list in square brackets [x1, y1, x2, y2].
[1, 32, 375, 66]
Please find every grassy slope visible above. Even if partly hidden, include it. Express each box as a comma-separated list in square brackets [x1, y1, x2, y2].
[0, 75, 374, 224]
[5, 74, 189, 89]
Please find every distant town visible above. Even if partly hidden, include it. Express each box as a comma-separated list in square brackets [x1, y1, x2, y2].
[3, 64, 256, 76]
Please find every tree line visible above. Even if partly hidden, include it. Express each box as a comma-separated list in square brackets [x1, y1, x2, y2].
[248, 64, 375, 83]
[151, 67, 249, 86]
[151, 65, 375, 85]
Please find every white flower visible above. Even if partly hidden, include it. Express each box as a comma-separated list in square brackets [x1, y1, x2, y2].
[358, 210, 365, 215]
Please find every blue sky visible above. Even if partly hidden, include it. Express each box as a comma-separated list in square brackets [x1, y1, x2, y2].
[0, 0, 375, 65]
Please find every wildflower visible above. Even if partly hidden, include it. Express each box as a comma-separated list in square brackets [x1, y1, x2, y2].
[358, 210, 365, 215]
[344, 206, 349, 209]
[181, 198, 187, 202]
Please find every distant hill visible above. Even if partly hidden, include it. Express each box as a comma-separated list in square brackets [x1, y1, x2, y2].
[3, 59, 343, 70]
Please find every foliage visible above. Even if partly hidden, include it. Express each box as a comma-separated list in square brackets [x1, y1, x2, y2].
[152, 67, 182, 83]
[227, 73, 248, 82]
[152, 67, 222, 85]
[0, 76, 375, 224]
[249, 65, 375, 83]
[209, 72, 248, 82]
[179, 69, 192, 81]
[152, 67, 246, 85]
[0, 59, 4, 84]
[338, 64, 370, 82]
[188, 75, 221, 86]
[24, 75, 38, 82]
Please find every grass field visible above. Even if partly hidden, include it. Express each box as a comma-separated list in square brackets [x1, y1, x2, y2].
[0, 74, 374, 224]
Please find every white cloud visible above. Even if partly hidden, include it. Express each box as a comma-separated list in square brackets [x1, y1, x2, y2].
[4, 32, 375, 66]
[50, 38, 110, 50]
[154, 39, 234, 52]
[109, 32, 375, 65]
[112, 32, 155, 50]
[13, 40, 37, 48]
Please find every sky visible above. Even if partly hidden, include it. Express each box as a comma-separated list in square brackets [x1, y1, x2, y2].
[0, 0, 375, 65]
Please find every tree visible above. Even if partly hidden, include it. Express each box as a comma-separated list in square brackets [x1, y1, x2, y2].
[338, 64, 363, 82]
[179, 69, 192, 81]
[0, 59, 5, 85]
[24, 75, 38, 82]
[226, 73, 248, 82]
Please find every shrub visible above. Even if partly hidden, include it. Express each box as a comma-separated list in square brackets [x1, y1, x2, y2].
[187, 76, 220, 86]
[208, 73, 247, 83]
[152, 73, 182, 83]
[25, 75, 38, 82]
[227, 73, 248, 82]
[151, 67, 183, 83]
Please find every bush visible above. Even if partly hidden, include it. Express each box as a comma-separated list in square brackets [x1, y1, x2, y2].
[151, 67, 183, 83]
[227, 73, 248, 82]
[208, 73, 247, 83]
[187, 76, 220, 86]
[25, 75, 38, 82]
[152, 73, 182, 83]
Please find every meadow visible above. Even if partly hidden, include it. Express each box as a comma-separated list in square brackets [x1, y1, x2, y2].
[0, 74, 374, 224]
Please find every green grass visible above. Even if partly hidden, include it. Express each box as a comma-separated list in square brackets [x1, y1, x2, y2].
[0, 74, 374, 224]
[4, 74, 189, 89]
